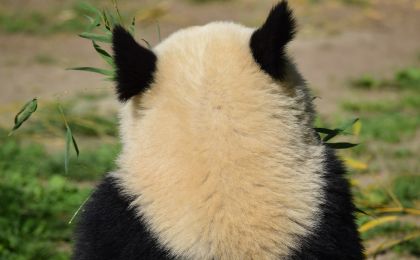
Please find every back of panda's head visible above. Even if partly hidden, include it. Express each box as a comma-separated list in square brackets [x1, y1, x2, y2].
[113, 1, 295, 100]
[111, 3, 325, 258]
[113, 0, 317, 155]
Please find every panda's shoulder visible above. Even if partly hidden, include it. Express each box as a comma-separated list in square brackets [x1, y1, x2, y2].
[290, 148, 364, 259]
[73, 174, 174, 260]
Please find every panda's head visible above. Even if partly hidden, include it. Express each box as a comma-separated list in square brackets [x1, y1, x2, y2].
[112, 2, 325, 258]
[113, 1, 317, 155]
[113, 0, 296, 101]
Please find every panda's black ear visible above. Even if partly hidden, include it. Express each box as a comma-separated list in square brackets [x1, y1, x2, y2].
[112, 25, 157, 102]
[250, 1, 296, 80]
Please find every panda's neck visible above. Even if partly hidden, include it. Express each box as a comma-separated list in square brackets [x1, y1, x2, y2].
[115, 85, 325, 259]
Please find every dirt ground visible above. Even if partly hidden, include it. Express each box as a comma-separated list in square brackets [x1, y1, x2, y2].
[1, 0, 420, 117]
[1, 1, 419, 259]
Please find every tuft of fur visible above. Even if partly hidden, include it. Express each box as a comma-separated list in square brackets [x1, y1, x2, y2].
[250, 1, 296, 80]
[113, 26, 157, 102]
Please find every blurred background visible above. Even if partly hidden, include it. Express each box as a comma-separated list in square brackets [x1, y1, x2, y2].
[0, 0, 419, 259]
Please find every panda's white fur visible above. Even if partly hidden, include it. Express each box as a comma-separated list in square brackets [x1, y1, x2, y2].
[114, 22, 325, 260]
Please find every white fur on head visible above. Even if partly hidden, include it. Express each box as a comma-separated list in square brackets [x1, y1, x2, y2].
[115, 22, 325, 259]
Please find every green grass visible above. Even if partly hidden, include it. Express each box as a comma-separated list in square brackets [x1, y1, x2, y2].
[34, 54, 58, 65]
[343, 67, 420, 143]
[340, 0, 370, 6]
[351, 67, 420, 91]
[0, 133, 119, 259]
[0, 11, 83, 35]
[0, 1, 140, 35]
[361, 221, 420, 255]
[354, 174, 420, 256]
[1, 59, 419, 259]
[0, 94, 120, 259]
[10, 96, 118, 138]
[395, 67, 420, 89]
[334, 66, 420, 256]
[308, 0, 370, 6]
[0, 2, 103, 34]
[350, 75, 381, 89]
[342, 95, 420, 113]
[188, 0, 231, 3]
[0, 12, 47, 34]
[393, 175, 420, 208]
[359, 113, 419, 143]
[356, 175, 420, 209]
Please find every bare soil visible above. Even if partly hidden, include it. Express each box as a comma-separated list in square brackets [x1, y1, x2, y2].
[1, 0, 419, 116]
[0, 1, 419, 259]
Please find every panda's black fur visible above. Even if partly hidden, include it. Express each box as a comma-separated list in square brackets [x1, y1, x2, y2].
[250, 1, 296, 81]
[288, 148, 363, 259]
[112, 26, 157, 102]
[73, 1, 363, 259]
[73, 176, 174, 260]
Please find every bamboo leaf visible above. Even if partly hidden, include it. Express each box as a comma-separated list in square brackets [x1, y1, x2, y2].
[84, 14, 101, 32]
[129, 17, 136, 35]
[92, 41, 114, 67]
[84, 15, 94, 25]
[72, 133, 80, 158]
[358, 216, 398, 233]
[314, 128, 339, 135]
[156, 22, 161, 42]
[58, 105, 80, 174]
[325, 142, 358, 149]
[78, 2, 102, 17]
[79, 32, 111, 43]
[92, 41, 111, 58]
[367, 231, 420, 256]
[104, 76, 115, 82]
[141, 39, 151, 49]
[9, 98, 38, 135]
[338, 118, 359, 132]
[65, 126, 72, 173]
[343, 157, 368, 170]
[103, 10, 111, 28]
[68, 67, 114, 76]
[105, 10, 116, 27]
[102, 9, 117, 31]
[322, 118, 359, 142]
[65, 125, 80, 173]
[385, 186, 403, 209]
[352, 120, 362, 137]
[375, 207, 420, 215]
[323, 130, 341, 142]
[111, 0, 123, 24]
[355, 208, 369, 216]
[68, 193, 92, 224]
[350, 178, 359, 187]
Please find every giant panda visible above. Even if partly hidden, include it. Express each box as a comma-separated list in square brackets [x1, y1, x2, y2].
[73, 1, 364, 259]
